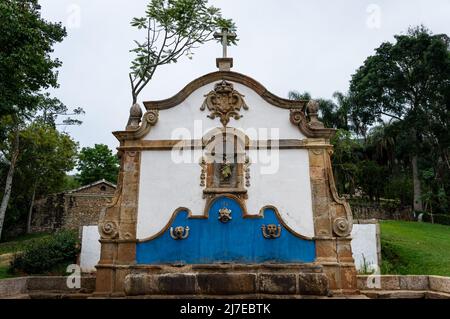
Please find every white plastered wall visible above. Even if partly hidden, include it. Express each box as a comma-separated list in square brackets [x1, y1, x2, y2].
[351, 224, 380, 271]
[144, 82, 305, 141]
[137, 149, 315, 239]
[136, 81, 315, 240]
[80, 226, 101, 273]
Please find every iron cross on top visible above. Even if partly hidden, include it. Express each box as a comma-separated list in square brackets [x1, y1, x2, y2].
[214, 28, 236, 58]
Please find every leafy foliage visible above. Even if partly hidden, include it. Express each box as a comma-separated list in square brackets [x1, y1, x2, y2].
[0, 122, 78, 238]
[349, 26, 450, 211]
[129, 0, 236, 103]
[0, 0, 66, 119]
[9, 230, 79, 275]
[18, 122, 79, 193]
[0, 0, 84, 239]
[422, 213, 450, 226]
[76, 144, 119, 185]
[289, 26, 449, 215]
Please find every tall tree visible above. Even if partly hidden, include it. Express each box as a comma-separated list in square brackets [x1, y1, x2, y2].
[349, 26, 450, 211]
[0, 0, 65, 120]
[0, 0, 82, 238]
[0, 116, 21, 238]
[288, 91, 355, 131]
[77, 144, 120, 185]
[129, 0, 236, 105]
[18, 122, 78, 233]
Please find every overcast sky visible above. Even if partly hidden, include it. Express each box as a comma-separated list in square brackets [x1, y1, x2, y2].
[38, 0, 450, 151]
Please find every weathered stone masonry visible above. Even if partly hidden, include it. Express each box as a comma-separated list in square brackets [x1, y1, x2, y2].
[30, 180, 116, 233]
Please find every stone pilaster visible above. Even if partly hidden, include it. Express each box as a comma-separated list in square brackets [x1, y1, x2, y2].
[307, 139, 357, 294]
[95, 150, 141, 296]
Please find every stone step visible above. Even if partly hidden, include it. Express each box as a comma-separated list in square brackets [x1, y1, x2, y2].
[121, 294, 370, 299]
[28, 292, 92, 299]
[361, 290, 450, 299]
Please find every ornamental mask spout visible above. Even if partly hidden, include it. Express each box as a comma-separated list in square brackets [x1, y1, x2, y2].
[261, 224, 282, 239]
[170, 226, 190, 240]
[218, 207, 232, 223]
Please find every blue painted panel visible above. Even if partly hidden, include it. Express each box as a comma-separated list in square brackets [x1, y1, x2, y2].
[136, 197, 316, 264]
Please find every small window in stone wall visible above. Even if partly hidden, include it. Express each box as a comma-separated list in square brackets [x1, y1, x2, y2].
[100, 185, 107, 192]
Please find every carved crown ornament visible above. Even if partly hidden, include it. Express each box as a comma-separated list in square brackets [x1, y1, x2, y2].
[201, 80, 249, 127]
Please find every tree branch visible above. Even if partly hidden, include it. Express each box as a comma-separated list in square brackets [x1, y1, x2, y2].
[134, 29, 169, 97]
[380, 111, 403, 121]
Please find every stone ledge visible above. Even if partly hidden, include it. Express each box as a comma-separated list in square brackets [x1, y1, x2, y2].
[124, 272, 330, 296]
[358, 275, 450, 297]
[361, 290, 427, 299]
[361, 290, 450, 299]
[429, 276, 450, 294]
[129, 263, 323, 274]
[0, 276, 96, 298]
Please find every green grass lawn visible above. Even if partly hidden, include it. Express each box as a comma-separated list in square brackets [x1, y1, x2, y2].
[0, 266, 13, 280]
[380, 221, 450, 276]
[0, 232, 51, 255]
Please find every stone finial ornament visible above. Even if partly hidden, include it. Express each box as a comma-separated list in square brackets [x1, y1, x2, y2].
[201, 80, 249, 127]
[126, 103, 143, 130]
[306, 100, 324, 128]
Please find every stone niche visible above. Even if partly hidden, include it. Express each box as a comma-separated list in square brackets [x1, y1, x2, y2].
[94, 71, 357, 297]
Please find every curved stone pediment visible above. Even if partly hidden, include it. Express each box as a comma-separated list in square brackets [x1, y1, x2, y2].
[143, 71, 305, 111]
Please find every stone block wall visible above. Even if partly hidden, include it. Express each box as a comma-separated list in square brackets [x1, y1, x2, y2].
[350, 201, 413, 221]
[30, 180, 116, 233]
[30, 194, 66, 233]
[63, 194, 113, 230]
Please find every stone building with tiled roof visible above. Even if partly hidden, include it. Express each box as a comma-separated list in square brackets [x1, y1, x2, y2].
[30, 179, 116, 233]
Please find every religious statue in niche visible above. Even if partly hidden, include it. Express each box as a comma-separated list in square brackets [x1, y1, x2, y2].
[200, 130, 250, 202]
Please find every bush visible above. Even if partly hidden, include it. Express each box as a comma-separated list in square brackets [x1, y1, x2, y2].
[422, 213, 450, 226]
[9, 230, 80, 275]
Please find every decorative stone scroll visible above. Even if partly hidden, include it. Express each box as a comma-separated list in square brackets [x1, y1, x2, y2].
[114, 109, 159, 141]
[201, 80, 249, 127]
[99, 220, 119, 239]
[333, 217, 351, 237]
